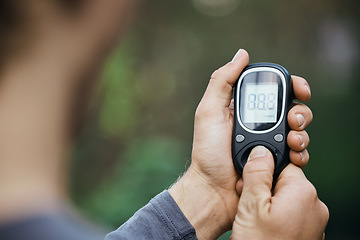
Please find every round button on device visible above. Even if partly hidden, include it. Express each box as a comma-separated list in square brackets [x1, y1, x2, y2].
[236, 134, 245, 143]
[274, 134, 284, 143]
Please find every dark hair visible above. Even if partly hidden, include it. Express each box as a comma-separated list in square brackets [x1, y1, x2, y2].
[0, 0, 83, 69]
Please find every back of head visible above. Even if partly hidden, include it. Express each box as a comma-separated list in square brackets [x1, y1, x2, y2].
[0, 0, 84, 71]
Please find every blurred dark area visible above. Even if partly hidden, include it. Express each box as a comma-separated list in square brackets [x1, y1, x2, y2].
[70, 0, 360, 239]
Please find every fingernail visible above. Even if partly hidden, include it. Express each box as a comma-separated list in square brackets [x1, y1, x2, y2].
[297, 134, 305, 148]
[248, 146, 268, 161]
[304, 84, 311, 98]
[299, 151, 304, 161]
[231, 49, 243, 62]
[296, 113, 305, 128]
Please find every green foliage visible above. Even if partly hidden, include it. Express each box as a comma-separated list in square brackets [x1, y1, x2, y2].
[76, 137, 188, 228]
[98, 46, 138, 138]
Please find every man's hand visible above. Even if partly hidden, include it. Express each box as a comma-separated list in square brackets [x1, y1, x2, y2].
[169, 49, 314, 239]
[231, 146, 329, 240]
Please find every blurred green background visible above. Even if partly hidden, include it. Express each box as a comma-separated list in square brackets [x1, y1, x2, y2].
[70, 0, 360, 239]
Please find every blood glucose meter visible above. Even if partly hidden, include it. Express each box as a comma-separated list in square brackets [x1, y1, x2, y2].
[232, 63, 293, 178]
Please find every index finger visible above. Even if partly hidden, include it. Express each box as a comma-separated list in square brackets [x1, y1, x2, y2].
[292, 76, 311, 102]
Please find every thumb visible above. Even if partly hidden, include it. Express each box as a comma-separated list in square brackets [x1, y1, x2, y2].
[200, 49, 249, 110]
[240, 146, 274, 207]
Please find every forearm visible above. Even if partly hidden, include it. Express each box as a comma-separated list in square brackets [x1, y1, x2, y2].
[168, 167, 233, 240]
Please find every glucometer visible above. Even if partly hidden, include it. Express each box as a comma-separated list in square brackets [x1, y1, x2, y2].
[232, 63, 293, 178]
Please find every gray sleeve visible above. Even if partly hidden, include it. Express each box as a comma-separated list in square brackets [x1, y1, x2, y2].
[105, 190, 197, 240]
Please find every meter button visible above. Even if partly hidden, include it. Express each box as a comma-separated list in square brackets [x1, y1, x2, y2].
[236, 134, 245, 143]
[274, 134, 284, 143]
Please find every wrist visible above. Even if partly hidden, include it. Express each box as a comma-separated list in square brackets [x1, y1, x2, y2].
[168, 167, 233, 239]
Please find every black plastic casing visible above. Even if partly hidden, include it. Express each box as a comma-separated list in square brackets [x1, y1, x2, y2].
[232, 63, 293, 179]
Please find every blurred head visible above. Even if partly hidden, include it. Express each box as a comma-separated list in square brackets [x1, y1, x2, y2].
[0, 0, 137, 135]
[0, 1, 138, 220]
[0, 0, 137, 76]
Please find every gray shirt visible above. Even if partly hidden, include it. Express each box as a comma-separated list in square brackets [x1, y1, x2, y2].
[0, 207, 105, 240]
[0, 191, 196, 240]
[106, 190, 197, 240]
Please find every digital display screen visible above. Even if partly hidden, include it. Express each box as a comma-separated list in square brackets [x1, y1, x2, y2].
[243, 83, 278, 123]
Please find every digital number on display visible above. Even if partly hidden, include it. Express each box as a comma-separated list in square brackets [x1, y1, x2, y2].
[242, 83, 278, 123]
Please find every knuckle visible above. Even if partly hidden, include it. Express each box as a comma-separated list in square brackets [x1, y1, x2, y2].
[239, 194, 271, 220]
[241, 198, 258, 213]
[245, 157, 268, 170]
[195, 103, 212, 121]
[243, 161, 273, 180]
[208, 75, 233, 94]
[323, 205, 330, 222]
[210, 62, 234, 84]
[303, 181, 318, 198]
[321, 202, 330, 221]
[210, 68, 221, 79]
[194, 105, 204, 120]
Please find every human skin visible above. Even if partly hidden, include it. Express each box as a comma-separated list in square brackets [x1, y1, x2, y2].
[231, 146, 329, 240]
[169, 49, 323, 239]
